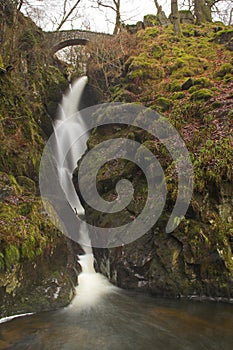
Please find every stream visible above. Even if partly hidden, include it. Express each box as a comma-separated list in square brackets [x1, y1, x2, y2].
[0, 290, 233, 350]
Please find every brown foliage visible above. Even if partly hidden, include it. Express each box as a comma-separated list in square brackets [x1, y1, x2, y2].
[86, 31, 136, 101]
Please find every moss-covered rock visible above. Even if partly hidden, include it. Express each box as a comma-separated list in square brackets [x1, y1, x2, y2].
[213, 29, 233, 45]
[0, 8, 79, 318]
[172, 91, 186, 100]
[0, 237, 81, 318]
[149, 43, 163, 59]
[126, 55, 164, 82]
[156, 97, 173, 111]
[214, 63, 233, 78]
[190, 88, 213, 101]
[143, 14, 159, 27]
[136, 27, 159, 41]
[84, 22, 233, 300]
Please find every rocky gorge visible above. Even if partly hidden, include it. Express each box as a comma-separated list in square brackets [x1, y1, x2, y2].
[0, 2, 233, 319]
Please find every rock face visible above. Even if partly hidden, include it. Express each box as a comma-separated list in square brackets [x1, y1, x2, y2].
[0, 237, 82, 318]
[77, 149, 233, 299]
[74, 118, 233, 300]
[0, 7, 82, 318]
[76, 20, 233, 298]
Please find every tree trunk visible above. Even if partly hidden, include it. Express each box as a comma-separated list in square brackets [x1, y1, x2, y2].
[154, 0, 160, 12]
[229, 8, 233, 26]
[194, 0, 212, 24]
[171, 0, 181, 36]
[113, 0, 121, 34]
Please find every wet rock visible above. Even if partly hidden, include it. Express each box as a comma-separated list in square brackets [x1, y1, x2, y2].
[0, 237, 82, 318]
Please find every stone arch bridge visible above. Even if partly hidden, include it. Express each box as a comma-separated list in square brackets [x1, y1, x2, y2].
[46, 29, 112, 54]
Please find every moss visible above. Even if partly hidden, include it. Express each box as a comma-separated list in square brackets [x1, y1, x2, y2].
[172, 67, 195, 79]
[149, 44, 163, 59]
[18, 29, 38, 51]
[136, 27, 159, 41]
[0, 54, 4, 69]
[0, 252, 5, 270]
[188, 85, 200, 94]
[190, 88, 213, 101]
[112, 89, 135, 102]
[127, 55, 164, 81]
[223, 73, 233, 84]
[169, 58, 186, 73]
[5, 246, 20, 270]
[193, 77, 213, 88]
[192, 137, 232, 191]
[167, 80, 182, 92]
[143, 14, 158, 27]
[214, 28, 233, 38]
[179, 10, 193, 14]
[156, 97, 173, 111]
[16, 176, 36, 194]
[172, 91, 186, 100]
[214, 63, 233, 78]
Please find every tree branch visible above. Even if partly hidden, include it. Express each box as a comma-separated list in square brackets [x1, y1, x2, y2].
[97, 1, 116, 13]
[56, 0, 82, 31]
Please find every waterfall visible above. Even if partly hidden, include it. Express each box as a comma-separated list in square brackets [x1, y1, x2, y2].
[53, 76, 116, 309]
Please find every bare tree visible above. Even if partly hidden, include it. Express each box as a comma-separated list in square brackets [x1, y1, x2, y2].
[171, 0, 181, 36]
[95, 0, 121, 34]
[56, 0, 82, 30]
[228, 7, 233, 25]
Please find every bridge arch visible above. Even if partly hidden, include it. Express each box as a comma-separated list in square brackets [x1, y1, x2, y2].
[51, 38, 89, 54]
[46, 29, 112, 55]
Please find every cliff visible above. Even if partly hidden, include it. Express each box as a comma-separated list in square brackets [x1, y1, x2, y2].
[77, 22, 233, 300]
[0, 5, 80, 317]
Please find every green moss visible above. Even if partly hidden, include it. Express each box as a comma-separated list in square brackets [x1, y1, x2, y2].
[136, 27, 159, 40]
[214, 63, 233, 78]
[190, 88, 213, 101]
[167, 80, 182, 92]
[5, 245, 20, 270]
[172, 91, 186, 100]
[112, 89, 135, 102]
[192, 137, 232, 191]
[143, 14, 158, 27]
[149, 44, 163, 59]
[156, 97, 173, 111]
[223, 73, 233, 84]
[19, 29, 38, 51]
[16, 176, 36, 194]
[172, 67, 195, 79]
[193, 77, 213, 88]
[0, 54, 4, 69]
[214, 28, 233, 38]
[169, 58, 186, 73]
[127, 55, 164, 81]
[21, 237, 36, 260]
[179, 10, 192, 14]
[0, 252, 5, 270]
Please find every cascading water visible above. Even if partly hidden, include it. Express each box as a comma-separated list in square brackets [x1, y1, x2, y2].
[53, 76, 116, 309]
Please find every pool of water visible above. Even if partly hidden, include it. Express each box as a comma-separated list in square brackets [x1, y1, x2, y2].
[0, 290, 232, 350]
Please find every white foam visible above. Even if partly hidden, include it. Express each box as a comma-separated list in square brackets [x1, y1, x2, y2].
[69, 254, 116, 310]
[0, 313, 33, 324]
